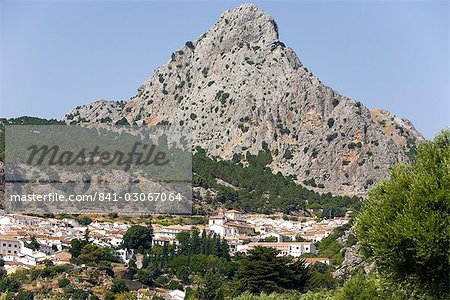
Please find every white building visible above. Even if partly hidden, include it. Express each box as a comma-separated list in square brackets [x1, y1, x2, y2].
[224, 210, 241, 220]
[208, 209, 254, 237]
[238, 242, 316, 257]
[153, 225, 192, 240]
[0, 235, 21, 255]
[209, 223, 238, 238]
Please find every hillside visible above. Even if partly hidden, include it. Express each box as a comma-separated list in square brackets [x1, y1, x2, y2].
[63, 4, 424, 196]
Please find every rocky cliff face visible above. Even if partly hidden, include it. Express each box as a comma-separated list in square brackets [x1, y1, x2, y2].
[64, 3, 424, 195]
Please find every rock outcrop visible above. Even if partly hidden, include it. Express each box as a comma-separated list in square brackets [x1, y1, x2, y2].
[333, 243, 376, 280]
[64, 3, 424, 195]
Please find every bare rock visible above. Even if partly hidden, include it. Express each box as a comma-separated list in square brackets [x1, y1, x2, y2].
[63, 3, 424, 195]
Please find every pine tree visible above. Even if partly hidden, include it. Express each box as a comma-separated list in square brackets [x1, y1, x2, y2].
[190, 227, 201, 255]
[200, 230, 207, 255]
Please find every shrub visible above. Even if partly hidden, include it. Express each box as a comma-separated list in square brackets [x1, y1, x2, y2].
[283, 149, 293, 160]
[58, 278, 70, 288]
[327, 118, 335, 128]
[115, 118, 130, 125]
[185, 41, 195, 50]
[326, 133, 338, 142]
[202, 67, 209, 78]
[332, 98, 340, 107]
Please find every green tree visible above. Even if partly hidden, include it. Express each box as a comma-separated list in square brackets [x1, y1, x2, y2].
[0, 276, 20, 293]
[233, 247, 309, 295]
[77, 216, 93, 226]
[77, 244, 117, 265]
[69, 239, 88, 258]
[15, 290, 33, 300]
[123, 225, 153, 253]
[356, 130, 450, 299]
[58, 278, 71, 288]
[110, 278, 129, 294]
[192, 270, 225, 300]
[27, 236, 40, 251]
[108, 212, 119, 219]
[306, 262, 337, 291]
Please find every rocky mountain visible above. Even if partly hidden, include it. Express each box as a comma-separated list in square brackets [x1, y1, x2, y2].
[64, 3, 424, 195]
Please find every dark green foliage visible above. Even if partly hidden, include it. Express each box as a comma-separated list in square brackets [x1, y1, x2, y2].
[347, 142, 362, 150]
[99, 117, 112, 123]
[327, 118, 335, 128]
[189, 270, 226, 300]
[232, 247, 309, 295]
[77, 244, 119, 265]
[220, 92, 230, 104]
[356, 130, 450, 299]
[326, 132, 338, 143]
[58, 278, 70, 288]
[316, 222, 352, 265]
[302, 271, 410, 300]
[245, 57, 255, 65]
[0, 276, 21, 293]
[306, 262, 338, 291]
[332, 98, 340, 107]
[15, 290, 34, 300]
[283, 149, 293, 160]
[108, 212, 118, 219]
[246, 148, 273, 169]
[69, 239, 88, 258]
[303, 178, 317, 188]
[110, 278, 129, 294]
[185, 41, 195, 50]
[115, 117, 129, 125]
[238, 124, 249, 133]
[193, 148, 361, 215]
[136, 228, 233, 296]
[311, 148, 319, 158]
[202, 67, 209, 78]
[158, 120, 170, 126]
[76, 215, 92, 225]
[63, 286, 90, 300]
[26, 236, 40, 251]
[123, 225, 153, 253]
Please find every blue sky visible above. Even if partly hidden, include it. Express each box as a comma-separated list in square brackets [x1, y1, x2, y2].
[0, 0, 448, 139]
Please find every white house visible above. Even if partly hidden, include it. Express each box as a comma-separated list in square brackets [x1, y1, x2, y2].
[224, 210, 241, 220]
[113, 248, 134, 263]
[153, 225, 191, 240]
[209, 223, 239, 238]
[238, 242, 316, 257]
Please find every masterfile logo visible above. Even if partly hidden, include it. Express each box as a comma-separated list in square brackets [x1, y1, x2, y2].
[4, 125, 192, 214]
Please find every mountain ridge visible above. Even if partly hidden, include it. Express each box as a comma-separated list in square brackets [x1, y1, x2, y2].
[63, 3, 424, 195]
